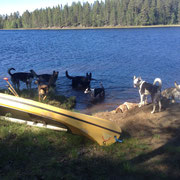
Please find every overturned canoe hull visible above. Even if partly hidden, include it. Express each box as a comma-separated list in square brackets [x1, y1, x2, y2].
[0, 93, 121, 146]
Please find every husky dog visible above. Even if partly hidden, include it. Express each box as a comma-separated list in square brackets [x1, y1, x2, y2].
[66, 71, 92, 89]
[133, 76, 162, 113]
[30, 70, 59, 86]
[84, 83, 105, 100]
[162, 81, 180, 103]
[8, 68, 34, 90]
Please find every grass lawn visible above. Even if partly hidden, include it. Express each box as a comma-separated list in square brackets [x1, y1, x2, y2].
[0, 118, 174, 180]
[0, 120, 148, 179]
[0, 89, 180, 179]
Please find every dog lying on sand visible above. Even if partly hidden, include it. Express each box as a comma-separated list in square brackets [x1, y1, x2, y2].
[30, 70, 59, 86]
[133, 76, 162, 113]
[8, 68, 34, 90]
[115, 102, 138, 113]
[66, 71, 92, 89]
[161, 81, 180, 103]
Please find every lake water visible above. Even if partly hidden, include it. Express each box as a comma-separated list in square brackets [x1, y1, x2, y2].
[0, 28, 180, 114]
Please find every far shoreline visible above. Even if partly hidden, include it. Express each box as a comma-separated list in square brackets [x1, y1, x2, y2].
[1, 24, 180, 30]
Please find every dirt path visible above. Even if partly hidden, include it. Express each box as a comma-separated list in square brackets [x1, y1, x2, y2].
[94, 103, 180, 149]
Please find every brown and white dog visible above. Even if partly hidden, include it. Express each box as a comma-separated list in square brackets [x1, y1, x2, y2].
[8, 68, 34, 90]
[133, 76, 162, 113]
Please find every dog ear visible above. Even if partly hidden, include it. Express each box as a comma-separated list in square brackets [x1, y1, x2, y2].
[175, 81, 179, 88]
[133, 76, 136, 80]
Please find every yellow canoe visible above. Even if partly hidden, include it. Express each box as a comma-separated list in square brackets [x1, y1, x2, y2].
[0, 93, 121, 146]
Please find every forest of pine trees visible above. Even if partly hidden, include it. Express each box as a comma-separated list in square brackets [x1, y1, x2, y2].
[0, 0, 180, 29]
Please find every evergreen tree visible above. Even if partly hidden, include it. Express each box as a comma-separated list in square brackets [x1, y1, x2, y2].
[83, 2, 92, 27]
[42, 9, 49, 27]
[47, 8, 53, 27]
[127, 0, 135, 26]
[92, 1, 101, 27]
[0, 15, 3, 29]
[104, 0, 111, 25]
[149, 0, 157, 25]
[178, 1, 180, 24]
[139, 0, 150, 25]
[109, 0, 118, 26]
[22, 10, 32, 28]
[0, 0, 179, 29]
[53, 6, 61, 27]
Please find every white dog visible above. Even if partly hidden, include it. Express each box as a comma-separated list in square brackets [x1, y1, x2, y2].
[133, 76, 162, 113]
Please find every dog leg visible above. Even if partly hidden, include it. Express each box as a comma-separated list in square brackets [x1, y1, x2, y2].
[17, 81, 20, 90]
[151, 95, 156, 114]
[26, 82, 29, 89]
[139, 94, 144, 107]
[151, 103, 156, 114]
[158, 100, 161, 112]
[171, 95, 175, 103]
[43, 95, 47, 101]
[145, 96, 148, 105]
[29, 78, 32, 89]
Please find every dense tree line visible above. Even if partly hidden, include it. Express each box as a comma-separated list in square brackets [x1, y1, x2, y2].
[0, 0, 180, 29]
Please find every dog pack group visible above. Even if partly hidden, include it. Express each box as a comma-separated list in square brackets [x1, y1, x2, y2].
[7, 68, 105, 102]
[7, 68, 180, 113]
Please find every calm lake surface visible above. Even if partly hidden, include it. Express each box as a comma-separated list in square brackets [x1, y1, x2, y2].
[0, 28, 180, 113]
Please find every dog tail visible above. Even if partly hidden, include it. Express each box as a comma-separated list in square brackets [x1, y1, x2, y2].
[65, 71, 73, 79]
[8, 68, 15, 76]
[153, 78, 162, 90]
[175, 81, 180, 91]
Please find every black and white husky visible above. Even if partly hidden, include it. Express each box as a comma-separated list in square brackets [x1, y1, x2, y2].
[133, 76, 162, 113]
[84, 83, 105, 100]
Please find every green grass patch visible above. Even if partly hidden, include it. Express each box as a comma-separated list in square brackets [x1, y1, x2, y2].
[0, 119, 159, 179]
[0, 88, 178, 179]
[0, 88, 76, 110]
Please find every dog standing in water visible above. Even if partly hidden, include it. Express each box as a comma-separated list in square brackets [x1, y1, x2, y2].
[66, 71, 92, 89]
[84, 83, 105, 101]
[30, 70, 59, 86]
[133, 76, 162, 113]
[8, 68, 34, 90]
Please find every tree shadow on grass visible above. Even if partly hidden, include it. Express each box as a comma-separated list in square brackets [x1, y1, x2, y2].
[1, 106, 180, 180]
